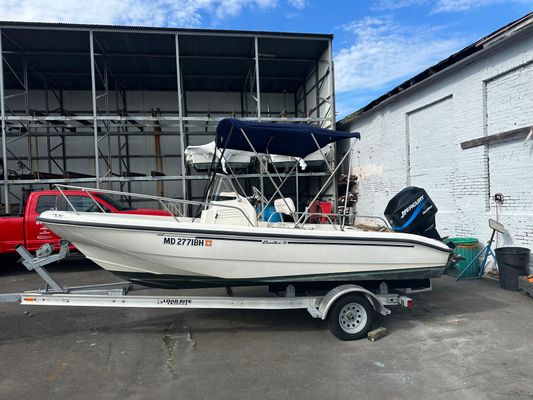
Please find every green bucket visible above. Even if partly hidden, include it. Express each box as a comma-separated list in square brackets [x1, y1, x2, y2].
[447, 237, 481, 277]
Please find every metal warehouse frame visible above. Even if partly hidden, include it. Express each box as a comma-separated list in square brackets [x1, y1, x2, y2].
[0, 22, 336, 213]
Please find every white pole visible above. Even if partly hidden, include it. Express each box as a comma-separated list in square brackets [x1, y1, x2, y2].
[254, 36, 264, 211]
[175, 34, 187, 205]
[89, 31, 100, 189]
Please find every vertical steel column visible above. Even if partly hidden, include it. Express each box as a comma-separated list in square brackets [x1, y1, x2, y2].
[59, 90, 67, 174]
[254, 37, 261, 121]
[0, 29, 8, 212]
[327, 39, 338, 211]
[89, 30, 100, 188]
[327, 39, 336, 129]
[44, 82, 51, 175]
[103, 56, 111, 185]
[303, 83, 308, 117]
[23, 53, 32, 174]
[315, 62, 320, 122]
[175, 34, 187, 202]
[254, 37, 263, 204]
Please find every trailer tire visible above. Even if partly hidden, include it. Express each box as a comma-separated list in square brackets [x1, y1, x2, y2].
[327, 293, 375, 341]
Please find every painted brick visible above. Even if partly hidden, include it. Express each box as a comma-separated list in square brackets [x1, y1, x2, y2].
[344, 29, 533, 256]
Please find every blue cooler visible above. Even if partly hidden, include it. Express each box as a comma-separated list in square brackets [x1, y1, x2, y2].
[257, 205, 282, 222]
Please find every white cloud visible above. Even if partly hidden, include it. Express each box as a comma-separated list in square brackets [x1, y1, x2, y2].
[0, 0, 281, 27]
[372, 0, 427, 11]
[288, 0, 307, 9]
[334, 15, 467, 94]
[373, 0, 532, 13]
[432, 0, 513, 13]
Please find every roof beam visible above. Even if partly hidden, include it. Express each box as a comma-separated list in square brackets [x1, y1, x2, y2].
[11, 71, 305, 81]
[2, 50, 319, 63]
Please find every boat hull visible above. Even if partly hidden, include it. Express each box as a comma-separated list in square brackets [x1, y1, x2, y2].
[110, 269, 443, 289]
[38, 211, 452, 289]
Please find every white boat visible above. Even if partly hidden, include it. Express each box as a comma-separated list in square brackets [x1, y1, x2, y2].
[269, 143, 333, 170]
[185, 141, 253, 172]
[38, 119, 454, 290]
[39, 201, 451, 288]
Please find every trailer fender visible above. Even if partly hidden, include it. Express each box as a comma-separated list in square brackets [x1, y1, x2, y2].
[318, 284, 390, 319]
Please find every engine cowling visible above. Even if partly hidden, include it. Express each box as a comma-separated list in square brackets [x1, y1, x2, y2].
[384, 187, 441, 241]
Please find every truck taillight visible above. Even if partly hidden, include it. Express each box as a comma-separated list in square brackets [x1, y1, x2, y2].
[399, 296, 413, 308]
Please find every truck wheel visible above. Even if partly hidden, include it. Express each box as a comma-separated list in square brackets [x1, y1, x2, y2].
[327, 293, 375, 341]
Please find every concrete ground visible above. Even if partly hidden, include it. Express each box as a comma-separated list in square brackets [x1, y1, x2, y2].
[0, 257, 532, 400]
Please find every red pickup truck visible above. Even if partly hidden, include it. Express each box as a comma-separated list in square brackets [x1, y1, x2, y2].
[0, 190, 171, 254]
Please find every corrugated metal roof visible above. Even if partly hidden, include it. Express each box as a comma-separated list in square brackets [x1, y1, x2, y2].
[0, 21, 331, 92]
[337, 12, 533, 128]
[0, 20, 333, 39]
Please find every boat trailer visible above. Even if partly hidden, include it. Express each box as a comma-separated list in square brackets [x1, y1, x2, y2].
[0, 241, 421, 341]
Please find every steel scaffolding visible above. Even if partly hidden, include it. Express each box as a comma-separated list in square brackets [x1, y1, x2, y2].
[0, 23, 336, 213]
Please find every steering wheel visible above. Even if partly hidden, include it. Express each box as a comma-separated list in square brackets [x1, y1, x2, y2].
[251, 186, 268, 205]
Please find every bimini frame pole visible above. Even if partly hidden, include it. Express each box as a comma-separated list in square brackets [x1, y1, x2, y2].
[217, 154, 247, 197]
[239, 128, 298, 221]
[310, 133, 334, 174]
[257, 160, 299, 221]
[294, 138, 358, 228]
[199, 126, 234, 210]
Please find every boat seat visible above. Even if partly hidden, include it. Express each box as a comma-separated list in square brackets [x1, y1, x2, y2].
[274, 198, 295, 215]
[200, 195, 257, 227]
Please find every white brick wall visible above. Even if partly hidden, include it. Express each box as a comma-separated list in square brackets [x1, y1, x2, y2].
[344, 27, 533, 256]
[408, 96, 455, 237]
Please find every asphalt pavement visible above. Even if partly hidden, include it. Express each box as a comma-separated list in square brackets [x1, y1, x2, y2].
[1, 257, 532, 400]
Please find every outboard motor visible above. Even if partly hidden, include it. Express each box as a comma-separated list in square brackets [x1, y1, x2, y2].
[384, 187, 441, 241]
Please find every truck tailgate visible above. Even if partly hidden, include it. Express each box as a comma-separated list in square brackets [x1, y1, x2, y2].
[0, 216, 25, 254]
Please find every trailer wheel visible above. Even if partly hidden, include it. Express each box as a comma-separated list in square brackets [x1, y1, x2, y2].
[327, 293, 375, 341]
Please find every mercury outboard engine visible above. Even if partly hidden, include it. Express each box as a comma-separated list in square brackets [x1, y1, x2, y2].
[384, 187, 441, 241]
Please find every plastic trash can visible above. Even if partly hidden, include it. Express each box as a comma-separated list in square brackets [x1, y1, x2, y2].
[448, 237, 482, 277]
[495, 247, 531, 291]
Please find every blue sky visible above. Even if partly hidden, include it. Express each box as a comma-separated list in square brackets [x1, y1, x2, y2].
[0, 0, 531, 118]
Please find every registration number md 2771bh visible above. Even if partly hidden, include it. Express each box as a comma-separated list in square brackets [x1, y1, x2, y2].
[162, 237, 212, 247]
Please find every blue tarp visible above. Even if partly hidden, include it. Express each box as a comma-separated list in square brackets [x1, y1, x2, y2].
[215, 118, 360, 158]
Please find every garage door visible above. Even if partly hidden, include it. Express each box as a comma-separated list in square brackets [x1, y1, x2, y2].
[407, 97, 455, 236]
